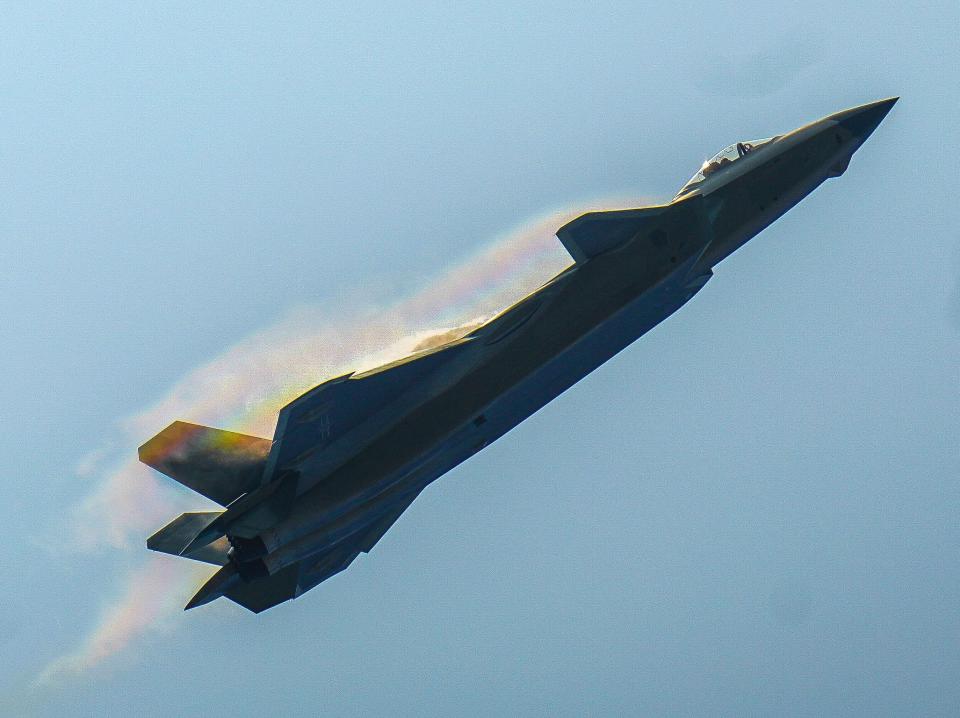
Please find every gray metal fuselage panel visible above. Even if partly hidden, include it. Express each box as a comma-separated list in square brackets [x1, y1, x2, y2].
[260, 194, 716, 552]
[237, 109, 866, 581]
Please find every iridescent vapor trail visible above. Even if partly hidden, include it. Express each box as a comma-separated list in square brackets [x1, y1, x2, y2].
[37, 198, 642, 685]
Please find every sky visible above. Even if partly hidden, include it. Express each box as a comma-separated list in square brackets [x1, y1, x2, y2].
[1, 2, 958, 716]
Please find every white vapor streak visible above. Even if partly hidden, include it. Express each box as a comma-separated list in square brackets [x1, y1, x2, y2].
[37, 199, 638, 685]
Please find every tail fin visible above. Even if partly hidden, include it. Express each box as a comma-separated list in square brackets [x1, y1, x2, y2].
[138, 421, 272, 506]
[147, 512, 231, 566]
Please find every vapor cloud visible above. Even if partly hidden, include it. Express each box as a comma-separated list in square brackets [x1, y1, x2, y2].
[37, 199, 638, 685]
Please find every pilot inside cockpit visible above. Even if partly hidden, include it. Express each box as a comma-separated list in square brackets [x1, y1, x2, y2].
[702, 142, 756, 177]
[677, 136, 778, 194]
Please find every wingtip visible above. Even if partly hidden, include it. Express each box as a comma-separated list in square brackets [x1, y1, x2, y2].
[184, 563, 239, 610]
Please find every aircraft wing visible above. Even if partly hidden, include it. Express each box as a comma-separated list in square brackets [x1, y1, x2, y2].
[223, 491, 421, 613]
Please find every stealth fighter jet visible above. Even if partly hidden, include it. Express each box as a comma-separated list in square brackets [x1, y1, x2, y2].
[141, 98, 897, 612]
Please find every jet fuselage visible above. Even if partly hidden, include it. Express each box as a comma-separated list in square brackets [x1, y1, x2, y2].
[232, 99, 896, 579]
[142, 98, 897, 611]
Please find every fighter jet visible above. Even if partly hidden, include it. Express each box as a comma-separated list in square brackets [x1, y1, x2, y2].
[141, 98, 897, 612]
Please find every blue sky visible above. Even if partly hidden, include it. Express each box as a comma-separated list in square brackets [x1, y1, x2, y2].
[2, 2, 958, 716]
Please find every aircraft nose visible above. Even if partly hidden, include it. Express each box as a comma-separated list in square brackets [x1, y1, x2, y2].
[833, 97, 898, 141]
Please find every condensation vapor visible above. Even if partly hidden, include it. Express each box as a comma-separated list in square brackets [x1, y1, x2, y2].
[36, 198, 641, 685]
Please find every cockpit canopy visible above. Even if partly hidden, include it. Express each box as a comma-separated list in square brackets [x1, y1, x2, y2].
[677, 136, 779, 196]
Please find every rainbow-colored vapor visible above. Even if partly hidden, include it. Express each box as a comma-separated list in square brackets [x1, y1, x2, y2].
[39, 198, 638, 684]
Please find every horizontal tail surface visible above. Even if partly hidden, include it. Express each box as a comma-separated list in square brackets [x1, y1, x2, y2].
[147, 512, 231, 566]
[139, 421, 272, 506]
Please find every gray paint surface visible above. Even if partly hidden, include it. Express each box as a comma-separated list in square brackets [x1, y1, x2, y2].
[3, 3, 958, 716]
[145, 100, 896, 613]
